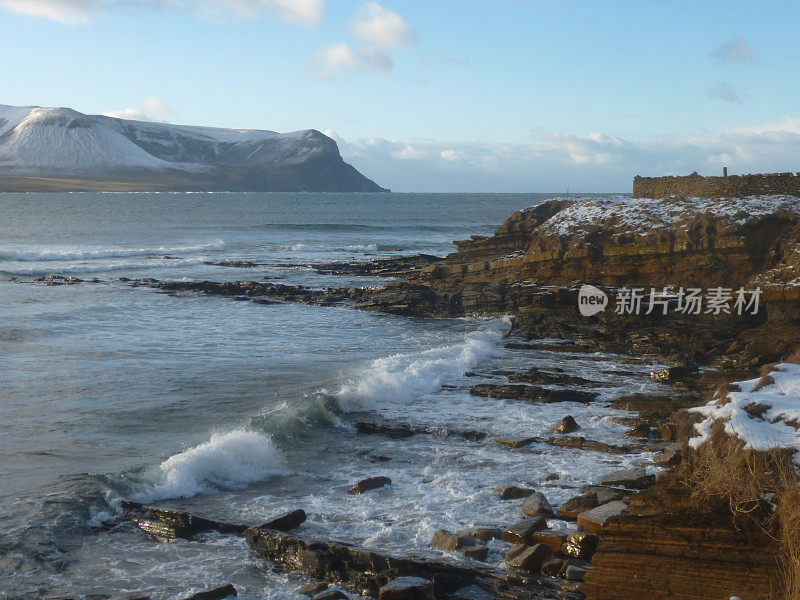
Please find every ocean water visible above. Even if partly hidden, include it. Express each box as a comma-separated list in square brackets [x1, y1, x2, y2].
[0, 192, 662, 599]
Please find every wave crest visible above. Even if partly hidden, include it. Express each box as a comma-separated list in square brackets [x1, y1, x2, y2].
[132, 429, 285, 502]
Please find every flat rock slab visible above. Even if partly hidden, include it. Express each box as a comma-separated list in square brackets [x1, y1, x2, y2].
[596, 468, 654, 490]
[493, 437, 540, 449]
[577, 501, 628, 535]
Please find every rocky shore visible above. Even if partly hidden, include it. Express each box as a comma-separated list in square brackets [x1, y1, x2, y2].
[28, 195, 800, 600]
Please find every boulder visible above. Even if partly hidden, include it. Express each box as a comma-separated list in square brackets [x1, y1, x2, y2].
[347, 476, 391, 495]
[624, 424, 651, 438]
[505, 543, 552, 573]
[596, 468, 654, 490]
[561, 532, 600, 560]
[430, 529, 476, 552]
[552, 415, 580, 434]
[494, 486, 535, 500]
[178, 584, 237, 600]
[652, 448, 682, 467]
[532, 530, 568, 553]
[460, 546, 489, 561]
[541, 557, 566, 577]
[296, 583, 328, 597]
[259, 509, 306, 532]
[521, 492, 554, 518]
[564, 564, 590, 582]
[313, 592, 346, 600]
[557, 492, 599, 520]
[460, 527, 501, 542]
[501, 518, 547, 544]
[378, 577, 434, 600]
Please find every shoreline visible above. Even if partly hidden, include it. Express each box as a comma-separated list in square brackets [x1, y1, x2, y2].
[8, 193, 800, 599]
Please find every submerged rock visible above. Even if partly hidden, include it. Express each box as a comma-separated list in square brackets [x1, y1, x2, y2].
[347, 476, 392, 495]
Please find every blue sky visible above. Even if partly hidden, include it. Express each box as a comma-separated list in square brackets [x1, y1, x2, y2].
[1, 0, 799, 192]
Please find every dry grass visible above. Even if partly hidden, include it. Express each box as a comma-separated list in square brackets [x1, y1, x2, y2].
[677, 428, 800, 598]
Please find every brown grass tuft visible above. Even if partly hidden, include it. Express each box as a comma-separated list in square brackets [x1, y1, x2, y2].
[677, 428, 800, 598]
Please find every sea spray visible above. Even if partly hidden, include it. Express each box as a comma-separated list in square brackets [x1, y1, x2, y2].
[335, 316, 512, 410]
[132, 429, 285, 502]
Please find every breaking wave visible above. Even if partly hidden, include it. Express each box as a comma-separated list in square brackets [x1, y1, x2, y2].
[0, 240, 225, 262]
[131, 429, 285, 502]
[335, 316, 511, 410]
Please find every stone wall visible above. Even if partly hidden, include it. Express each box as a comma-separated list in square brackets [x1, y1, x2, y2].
[633, 171, 800, 198]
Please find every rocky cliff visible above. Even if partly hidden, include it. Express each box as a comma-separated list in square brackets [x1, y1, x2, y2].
[0, 105, 387, 192]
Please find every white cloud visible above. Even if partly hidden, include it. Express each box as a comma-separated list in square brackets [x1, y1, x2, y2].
[205, 0, 324, 26]
[0, 0, 103, 24]
[391, 144, 426, 160]
[707, 82, 744, 103]
[332, 118, 800, 192]
[711, 38, 757, 63]
[143, 96, 173, 115]
[0, 0, 325, 25]
[103, 96, 173, 121]
[313, 42, 392, 77]
[102, 107, 158, 121]
[352, 1, 415, 50]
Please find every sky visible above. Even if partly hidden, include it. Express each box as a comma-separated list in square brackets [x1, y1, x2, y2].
[0, 0, 799, 192]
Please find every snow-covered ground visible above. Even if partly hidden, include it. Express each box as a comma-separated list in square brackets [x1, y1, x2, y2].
[689, 361, 800, 456]
[529, 195, 800, 237]
[0, 104, 325, 172]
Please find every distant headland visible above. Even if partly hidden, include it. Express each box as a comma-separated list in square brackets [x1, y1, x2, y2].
[0, 104, 388, 193]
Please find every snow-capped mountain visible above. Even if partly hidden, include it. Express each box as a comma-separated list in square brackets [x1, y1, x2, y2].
[0, 105, 387, 192]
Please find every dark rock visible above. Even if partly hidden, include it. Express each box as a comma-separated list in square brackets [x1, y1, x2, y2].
[521, 492, 554, 518]
[544, 437, 633, 455]
[260, 509, 306, 532]
[313, 591, 347, 600]
[501, 518, 547, 544]
[652, 448, 682, 467]
[347, 476, 391, 495]
[460, 430, 487, 441]
[552, 416, 580, 434]
[532, 530, 568, 553]
[564, 564, 590, 582]
[430, 529, 476, 552]
[493, 437, 539, 449]
[544, 472, 561, 481]
[205, 260, 259, 268]
[460, 546, 489, 561]
[178, 584, 237, 600]
[461, 527, 501, 542]
[450, 584, 495, 600]
[355, 422, 415, 439]
[505, 543, 551, 573]
[561, 532, 600, 560]
[660, 423, 678, 441]
[129, 506, 246, 541]
[557, 492, 599, 520]
[470, 384, 597, 404]
[624, 424, 651, 438]
[494, 486, 535, 500]
[296, 583, 329, 597]
[596, 468, 654, 490]
[378, 577, 435, 600]
[541, 557, 566, 577]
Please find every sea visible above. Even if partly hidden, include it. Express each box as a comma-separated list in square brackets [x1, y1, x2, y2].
[0, 192, 662, 599]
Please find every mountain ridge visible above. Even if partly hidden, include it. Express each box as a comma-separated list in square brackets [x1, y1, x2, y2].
[0, 104, 388, 192]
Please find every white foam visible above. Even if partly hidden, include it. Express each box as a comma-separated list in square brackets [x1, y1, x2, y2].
[0, 240, 224, 262]
[335, 317, 511, 410]
[132, 430, 285, 502]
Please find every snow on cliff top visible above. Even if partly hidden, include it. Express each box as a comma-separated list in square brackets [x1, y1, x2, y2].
[689, 362, 800, 456]
[534, 195, 800, 237]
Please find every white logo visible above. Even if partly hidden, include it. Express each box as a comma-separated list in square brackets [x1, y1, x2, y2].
[578, 284, 608, 316]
